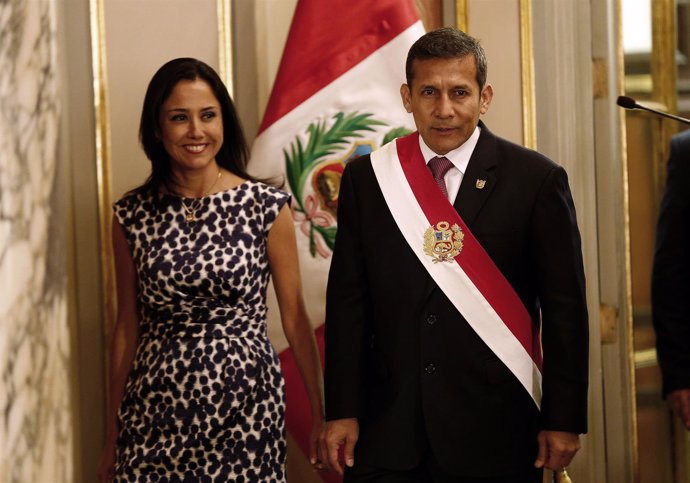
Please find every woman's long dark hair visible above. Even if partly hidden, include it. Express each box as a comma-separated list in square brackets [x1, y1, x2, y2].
[133, 57, 254, 195]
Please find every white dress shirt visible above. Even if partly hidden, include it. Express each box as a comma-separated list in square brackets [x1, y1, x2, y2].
[419, 126, 481, 202]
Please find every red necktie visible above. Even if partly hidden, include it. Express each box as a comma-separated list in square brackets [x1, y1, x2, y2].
[428, 156, 454, 199]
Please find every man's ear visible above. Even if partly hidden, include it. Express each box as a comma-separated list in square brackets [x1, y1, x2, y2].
[400, 84, 413, 113]
[479, 84, 493, 115]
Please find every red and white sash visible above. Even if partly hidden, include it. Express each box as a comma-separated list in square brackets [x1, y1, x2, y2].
[370, 132, 543, 407]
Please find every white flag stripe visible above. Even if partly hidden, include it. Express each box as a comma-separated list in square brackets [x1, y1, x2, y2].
[250, 21, 424, 179]
[370, 140, 542, 407]
[252, 21, 425, 354]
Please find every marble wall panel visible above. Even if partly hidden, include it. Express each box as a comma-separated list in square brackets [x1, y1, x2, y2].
[0, 0, 73, 481]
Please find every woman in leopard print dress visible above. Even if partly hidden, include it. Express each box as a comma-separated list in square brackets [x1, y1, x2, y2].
[97, 58, 324, 483]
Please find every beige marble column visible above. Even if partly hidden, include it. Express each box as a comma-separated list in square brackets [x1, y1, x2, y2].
[0, 0, 73, 481]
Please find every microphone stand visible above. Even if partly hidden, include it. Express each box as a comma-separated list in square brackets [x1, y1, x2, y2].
[617, 96, 690, 125]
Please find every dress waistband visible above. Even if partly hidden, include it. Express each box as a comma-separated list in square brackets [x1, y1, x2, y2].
[139, 320, 267, 340]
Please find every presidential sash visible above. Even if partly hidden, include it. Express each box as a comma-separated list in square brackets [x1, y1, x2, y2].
[370, 132, 543, 407]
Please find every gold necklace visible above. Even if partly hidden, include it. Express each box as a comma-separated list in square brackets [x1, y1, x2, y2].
[179, 169, 222, 223]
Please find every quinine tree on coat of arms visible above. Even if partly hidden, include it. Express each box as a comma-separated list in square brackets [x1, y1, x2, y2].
[284, 111, 411, 258]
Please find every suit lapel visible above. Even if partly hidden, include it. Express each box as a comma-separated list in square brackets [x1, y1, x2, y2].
[453, 123, 498, 227]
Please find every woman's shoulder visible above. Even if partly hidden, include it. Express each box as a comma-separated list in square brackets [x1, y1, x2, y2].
[240, 179, 290, 200]
[115, 189, 153, 208]
[112, 188, 160, 224]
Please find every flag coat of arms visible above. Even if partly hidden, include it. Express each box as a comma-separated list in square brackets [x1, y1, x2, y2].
[248, 0, 425, 478]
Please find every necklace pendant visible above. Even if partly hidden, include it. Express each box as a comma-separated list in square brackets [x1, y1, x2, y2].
[185, 211, 196, 223]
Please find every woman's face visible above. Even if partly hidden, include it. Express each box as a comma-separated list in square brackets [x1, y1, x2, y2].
[158, 78, 224, 173]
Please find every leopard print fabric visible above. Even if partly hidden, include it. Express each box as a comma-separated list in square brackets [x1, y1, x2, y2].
[112, 181, 290, 483]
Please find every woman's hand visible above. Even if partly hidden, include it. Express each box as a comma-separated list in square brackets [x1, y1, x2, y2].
[309, 414, 327, 471]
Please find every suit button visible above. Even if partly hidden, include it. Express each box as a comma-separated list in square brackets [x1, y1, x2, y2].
[425, 364, 436, 374]
[426, 315, 436, 325]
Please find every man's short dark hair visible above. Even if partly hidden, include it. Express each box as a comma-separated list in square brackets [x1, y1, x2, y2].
[405, 27, 488, 90]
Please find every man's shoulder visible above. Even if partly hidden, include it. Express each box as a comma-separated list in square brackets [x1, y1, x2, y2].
[480, 126, 560, 174]
[344, 152, 374, 177]
[672, 129, 690, 150]
[348, 152, 373, 165]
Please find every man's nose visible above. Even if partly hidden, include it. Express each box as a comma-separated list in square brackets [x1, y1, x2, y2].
[435, 94, 454, 117]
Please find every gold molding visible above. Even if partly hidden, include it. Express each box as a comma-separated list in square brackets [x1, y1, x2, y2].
[519, 0, 536, 150]
[89, 0, 116, 388]
[456, 0, 468, 32]
[651, 0, 678, 209]
[633, 348, 658, 369]
[217, 0, 234, 97]
[592, 57, 609, 100]
[616, 0, 639, 478]
[457, 0, 533, 148]
[652, 0, 677, 112]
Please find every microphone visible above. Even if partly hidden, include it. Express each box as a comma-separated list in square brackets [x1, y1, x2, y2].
[617, 95, 690, 125]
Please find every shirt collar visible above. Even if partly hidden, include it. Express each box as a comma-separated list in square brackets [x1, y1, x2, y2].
[419, 125, 481, 174]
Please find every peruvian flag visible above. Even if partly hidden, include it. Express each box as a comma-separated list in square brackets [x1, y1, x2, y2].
[249, 0, 424, 480]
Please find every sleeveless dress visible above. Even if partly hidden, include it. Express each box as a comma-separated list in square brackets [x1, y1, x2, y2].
[112, 181, 290, 483]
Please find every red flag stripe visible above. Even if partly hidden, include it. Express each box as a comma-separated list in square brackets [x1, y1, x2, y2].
[279, 324, 341, 483]
[396, 133, 543, 370]
[258, 0, 419, 133]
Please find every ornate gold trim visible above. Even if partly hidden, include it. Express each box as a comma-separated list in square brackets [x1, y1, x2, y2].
[519, 0, 536, 149]
[88, 0, 116, 381]
[616, 0, 639, 478]
[633, 348, 658, 368]
[455, 0, 468, 32]
[651, 0, 678, 209]
[649, 5, 690, 481]
[459, 0, 535, 149]
[424, 222, 464, 263]
[217, 0, 234, 97]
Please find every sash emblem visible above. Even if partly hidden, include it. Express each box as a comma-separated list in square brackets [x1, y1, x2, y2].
[423, 221, 464, 263]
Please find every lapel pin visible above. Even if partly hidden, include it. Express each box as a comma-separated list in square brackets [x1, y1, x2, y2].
[476, 179, 487, 189]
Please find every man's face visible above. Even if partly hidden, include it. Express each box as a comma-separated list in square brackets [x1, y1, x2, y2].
[400, 56, 492, 155]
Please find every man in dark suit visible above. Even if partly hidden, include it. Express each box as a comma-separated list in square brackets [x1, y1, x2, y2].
[652, 129, 690, 430]
[319, 28, 589, 482]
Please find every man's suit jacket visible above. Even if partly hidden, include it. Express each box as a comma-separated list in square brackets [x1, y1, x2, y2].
[652, 129, 690, 397]
[324, 123, 589, 478]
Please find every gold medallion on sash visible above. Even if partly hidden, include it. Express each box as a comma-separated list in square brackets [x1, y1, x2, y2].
[423, 221, 464, 263]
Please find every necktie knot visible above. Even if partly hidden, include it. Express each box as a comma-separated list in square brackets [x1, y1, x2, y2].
[428, 156, 454, 180]
[428, 156, 454, 199]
